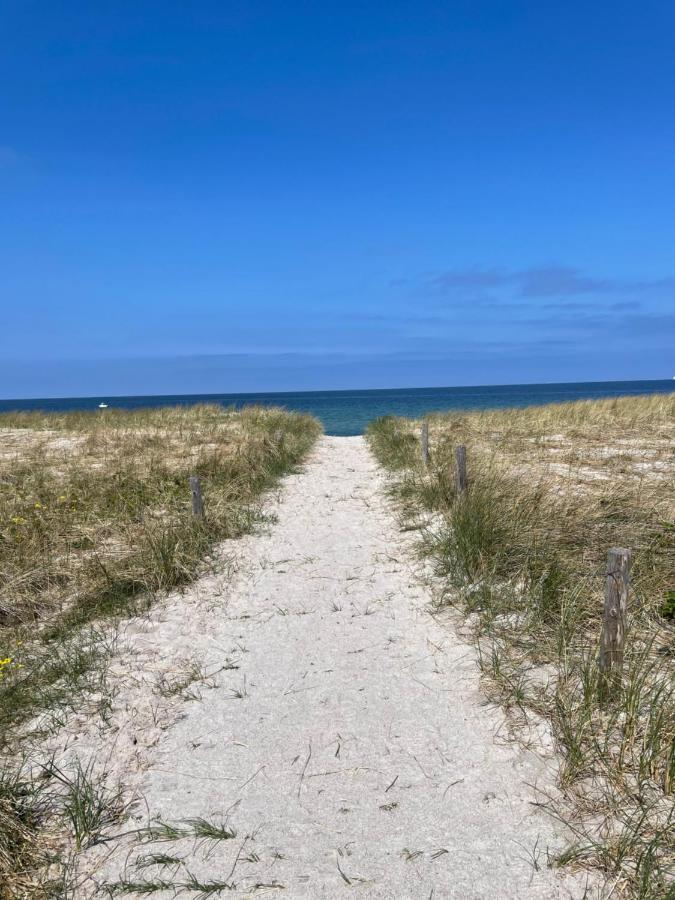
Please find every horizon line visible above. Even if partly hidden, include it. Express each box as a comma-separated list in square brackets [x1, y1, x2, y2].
[1, 376, 673, 405]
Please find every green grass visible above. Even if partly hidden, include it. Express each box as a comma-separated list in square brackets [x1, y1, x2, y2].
[0, 764, 50, 899]
[105, 875, 244, 897]
[45, 759, 124, 852]
[367, 394, 675, 899]
[101, 816, 244, 897]
[0, 403, 321, 896]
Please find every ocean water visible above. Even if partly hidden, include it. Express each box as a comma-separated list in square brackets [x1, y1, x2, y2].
[0, 380, 672, 437]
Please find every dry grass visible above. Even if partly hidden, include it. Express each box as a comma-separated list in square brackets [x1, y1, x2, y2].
[0, 403, 321, 897]
[367, 393, 675, 899]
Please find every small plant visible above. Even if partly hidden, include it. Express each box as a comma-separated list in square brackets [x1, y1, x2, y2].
[154, 661, 214, 701]
[107, 873, 238, 896]
[141, 817, 237, 844]
[45, 760, 123, 851]
[135, 852, 183, 869]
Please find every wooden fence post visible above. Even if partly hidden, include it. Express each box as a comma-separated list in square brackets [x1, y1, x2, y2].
[189, 475, 205, 520]
[455, 445, 467, 495]
[421, 422, 429, 467]
[599, 548, 632, 696]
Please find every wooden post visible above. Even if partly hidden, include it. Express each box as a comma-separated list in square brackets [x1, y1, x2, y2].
[420, 422, 429, 467]
[599, 548, 632, 696]
[455, 445, 467, 495]
[189, 475, 205, 519]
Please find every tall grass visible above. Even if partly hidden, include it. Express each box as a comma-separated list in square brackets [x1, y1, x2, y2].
[367, 395, 675, 898]
[0, 403, 321, 897]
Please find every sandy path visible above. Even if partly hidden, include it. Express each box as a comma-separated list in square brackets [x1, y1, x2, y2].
[86, 436, 590, 898]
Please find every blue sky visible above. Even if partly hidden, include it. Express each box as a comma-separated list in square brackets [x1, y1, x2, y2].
[1, 0, 674, 397]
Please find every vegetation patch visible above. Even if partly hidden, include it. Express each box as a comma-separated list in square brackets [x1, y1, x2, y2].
[0, 403, 321, 896]
[367, 394, 675, 899]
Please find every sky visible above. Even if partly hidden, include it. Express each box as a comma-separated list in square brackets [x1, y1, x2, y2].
[1, 0, 674, 397]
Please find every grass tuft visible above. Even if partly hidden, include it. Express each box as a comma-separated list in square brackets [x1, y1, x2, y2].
[45, 759, 123, 851]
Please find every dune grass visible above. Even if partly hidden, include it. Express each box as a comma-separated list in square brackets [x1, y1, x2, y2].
[367, 393, 674, 899]
[0, 403, 321, 897]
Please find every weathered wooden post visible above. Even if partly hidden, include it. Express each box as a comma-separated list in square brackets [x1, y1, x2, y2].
[599, 548, 632, 697]
[189, 475, 205, 520]
[420, 422, 429, 467]
[455, 445, 467, 495]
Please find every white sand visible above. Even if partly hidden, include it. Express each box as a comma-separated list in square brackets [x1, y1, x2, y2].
[74, 436, 594, 898]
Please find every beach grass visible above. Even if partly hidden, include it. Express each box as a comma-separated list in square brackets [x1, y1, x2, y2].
[0, 403, 321, 897]
[367, 393, 675, 898]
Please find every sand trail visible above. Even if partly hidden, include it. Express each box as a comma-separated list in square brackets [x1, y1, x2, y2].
[86, 436, 590, 898]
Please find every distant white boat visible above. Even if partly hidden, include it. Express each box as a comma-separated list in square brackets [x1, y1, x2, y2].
[98, 402, 108, 409]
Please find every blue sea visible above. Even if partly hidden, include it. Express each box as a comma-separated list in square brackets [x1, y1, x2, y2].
[0, 380, 672, 437]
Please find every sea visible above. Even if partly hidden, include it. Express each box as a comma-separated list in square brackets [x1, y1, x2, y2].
[0, 380, 672, 437]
